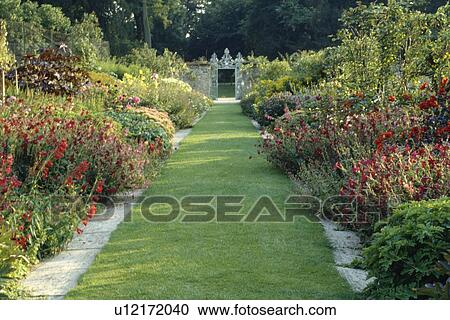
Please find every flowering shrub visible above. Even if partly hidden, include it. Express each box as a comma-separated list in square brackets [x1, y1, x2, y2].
[131, 107, 175, 140]
[115, 94, 142, 109]
[156, 79, 212, 128]
[0, 97, 164, 296]
[260, 106, 412, 174]
[240, 92, 258, 118]
[256, 92, 301, 127]
[1, 101, 153, 193]
[260, 80, 450, 233]
[338, 144, 450, 231]
[118, 73, 212, 129]
[107, 107, 174, 156]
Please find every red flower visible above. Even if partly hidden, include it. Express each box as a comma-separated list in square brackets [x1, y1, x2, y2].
[73, 161, 90, 180]
[388, 95, 396, 102]
[76, 228, 83, 235]
[419, 96, 438, 110]
[87, 204, 97, 219]
[419, 82, 428, 90]
[375, 130, 394, 152]
[66, 176, 74, 186]
[334, 162, 343, 171]
[54, 139, 68, 160]
[96, 180, 104, 193]
[402, 94, 412, 101]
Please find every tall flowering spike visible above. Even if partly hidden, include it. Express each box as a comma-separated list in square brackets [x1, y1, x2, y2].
[0, 20, 14, 70]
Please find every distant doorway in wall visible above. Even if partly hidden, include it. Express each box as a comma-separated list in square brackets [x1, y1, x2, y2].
[218, 69, 235, 98]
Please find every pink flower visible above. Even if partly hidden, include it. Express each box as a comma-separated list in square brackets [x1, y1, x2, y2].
[132, 97, 141, 104]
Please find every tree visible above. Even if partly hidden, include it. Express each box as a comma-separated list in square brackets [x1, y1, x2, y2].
[188, 0, 250, 59]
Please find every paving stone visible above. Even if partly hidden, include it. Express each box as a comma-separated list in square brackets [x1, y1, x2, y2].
[67, 232, 112, 250]
[112, 189, 146, 203]
[320, 219, 369, 292]
[336, 267, 373, 293]
[173, 129, 192, 150]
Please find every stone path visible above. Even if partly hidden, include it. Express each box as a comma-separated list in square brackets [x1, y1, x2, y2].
[321, 220, 372, 292]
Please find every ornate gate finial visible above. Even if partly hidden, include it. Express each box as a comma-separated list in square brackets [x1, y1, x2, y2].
[210, 52, 219, 64]
[235, 52, 244, 65]
[220, 48, 234, 68]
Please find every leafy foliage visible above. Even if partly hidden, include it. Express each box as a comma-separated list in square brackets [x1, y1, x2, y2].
[107, 107, 174, 156]
[8, 47, 89, 95]
[68, 13, 106, 66]
[124, 45, 187, 78]
[415, 251, 450, 300]
[363, 198, 450, 299]
[256, 92, 301, 127]
[330, 1, 450, 98]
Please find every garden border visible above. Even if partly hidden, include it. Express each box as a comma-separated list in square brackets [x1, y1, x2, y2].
[20, 128, 197, 299]
[251, 119, 372, 293]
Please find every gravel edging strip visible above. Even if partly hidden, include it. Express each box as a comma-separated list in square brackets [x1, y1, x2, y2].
[321, 220, 373, 292]
[20, 117, 201, 300]
[249, 114, 371, 293]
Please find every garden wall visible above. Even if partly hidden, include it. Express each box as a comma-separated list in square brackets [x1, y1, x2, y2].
[183, 63, 212, 98]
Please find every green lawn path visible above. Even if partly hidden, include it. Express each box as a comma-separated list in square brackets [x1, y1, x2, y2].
[66, 103, 354, 299]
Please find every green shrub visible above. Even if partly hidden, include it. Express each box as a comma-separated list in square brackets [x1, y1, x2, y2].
[241, 92, 257, 118]
[245, 76, 305, 108]
[363, 198, 450, 299]
[187, 89, 213, 118]
[328, 2, 450, 100]
[68, 13, 107, 67]
[242, 55, 291, 81]
[124, 45, 187, 78]
[415, 251, 450, 300]
[154, 78, 211, 128]
[287, 50, 327, 85]
[108, 107, 174, 156]
[97, 58, 146, 79]
[273, 76, 304, 94]
[256, 92, 301, 127]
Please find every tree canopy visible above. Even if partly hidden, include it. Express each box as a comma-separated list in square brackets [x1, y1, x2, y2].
[5, 0, 449, 59]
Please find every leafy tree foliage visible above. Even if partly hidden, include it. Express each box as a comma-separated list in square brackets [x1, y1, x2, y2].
[6, 0, 450, 58]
